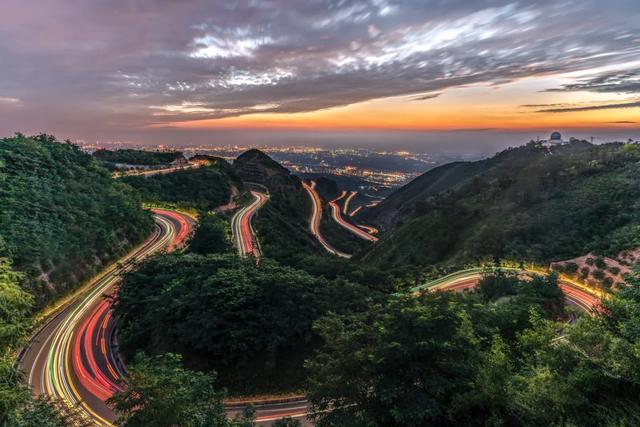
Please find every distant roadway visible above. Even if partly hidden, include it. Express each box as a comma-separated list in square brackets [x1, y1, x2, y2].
[301, 181, 351, 258]
[113, 164, 199, 178]
[231, 190, 269, 259]
[412, 267, 602, 313]
[328, 191, 378, 242]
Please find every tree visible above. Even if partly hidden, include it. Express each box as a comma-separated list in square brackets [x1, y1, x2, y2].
[6, 396, 85, 427]
[0, 258, 32, 352]
[108, 353, 231, 427]
[189, 214, 231, 254]
[115, 254, 374, 394]
[306, 293, 481, 426]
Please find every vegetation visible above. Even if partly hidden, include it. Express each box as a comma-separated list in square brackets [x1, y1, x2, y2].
[364, 142, 640, 269]
[0, 134, 153, 306]
[189, 213, 232, 255]
[122, 162, 241, 211]
[114, 254, 377, 394]
[0, 258, 70, 426]
[306, 269, 640, 426]
[0, 134, 154, 425]
[108, 353, 254, 427]
[93, 148, 183, 165]
[109, 353, 302, 426]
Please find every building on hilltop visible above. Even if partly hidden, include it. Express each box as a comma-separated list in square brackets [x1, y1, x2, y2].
[540, 131, 567, 147]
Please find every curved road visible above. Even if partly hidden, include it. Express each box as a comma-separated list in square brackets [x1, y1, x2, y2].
[20, 210, 193, 425]
[342, 191, 356, 215]
[231, 190, 269, 259]
[20, 208, 308, 426]
[301, 181, 351, 258]
[328, 192, 378, 242]
[414, 267, 602, 313]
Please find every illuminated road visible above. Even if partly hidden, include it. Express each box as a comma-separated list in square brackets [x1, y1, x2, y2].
[19, 208, 309, 426]
[302, 181, 351, 258]
[20, 210, 193, 426]
[342, 191, 356, 215]
[113, 164, 199, 178]
[413, 267, 602, 313]
[328, 192, 378, 242]
[231, 190, 268, 259]
[356, 224, 379, 235]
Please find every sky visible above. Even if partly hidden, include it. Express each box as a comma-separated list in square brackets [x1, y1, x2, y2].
[0, 0, 639, 154]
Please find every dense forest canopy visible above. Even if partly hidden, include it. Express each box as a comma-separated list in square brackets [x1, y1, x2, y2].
[114, 253, 377, 395]
[0, 134, 153, 306]
[122, 161, 242, 211]
[307, 270, 640, 426]
[363, 142, 640, 270]
[93, 148, 183, 165]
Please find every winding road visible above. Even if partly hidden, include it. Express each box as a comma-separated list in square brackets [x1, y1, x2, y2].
[231, 190, 269, 259]
[414, 267, 602, 313]
[328, 192, 378, 242]
[20, 210, 194, 426]
[301, 181, 351, 258]
[19, 208, 308, 426]
[342, 191, 356, 215]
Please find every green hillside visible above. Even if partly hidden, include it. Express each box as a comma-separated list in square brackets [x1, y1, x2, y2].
[363, 160, 492, 229]
[122, 159, 243, 211]
[93, 148, 183, 165]
[0, 134, 153, 306]
[234, 150, 322, 261]
[363, 141, 640, 269]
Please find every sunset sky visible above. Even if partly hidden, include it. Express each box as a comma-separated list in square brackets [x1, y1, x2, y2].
[1, 0, 638, 154]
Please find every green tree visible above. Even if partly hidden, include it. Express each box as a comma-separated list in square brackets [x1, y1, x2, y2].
[189, 214, 231, 254]
[0, 258, 32, 352]
[6, 396, 84, 427]
[115, 254, 375, 394]
[306, 293, 481, 427]
[108, 353, 233, 427]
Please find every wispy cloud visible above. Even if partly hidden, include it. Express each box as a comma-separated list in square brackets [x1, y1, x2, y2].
[547, 69, 640, 94]
[0, 0, 638, 137]
[537, 100, 640, 113]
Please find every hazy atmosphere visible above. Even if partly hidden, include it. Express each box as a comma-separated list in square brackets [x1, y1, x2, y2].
[1, 0, 638, 153]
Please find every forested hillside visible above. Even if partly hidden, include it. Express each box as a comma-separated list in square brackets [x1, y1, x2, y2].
[114, 253, 376, 395]
[0, 134, 153, 306]
[362, 160, 492, 229]
[234, 150, 322, 261]
[93, 148, 183, 165]
[122, 159, 243, 211]
[363, 141, 640, 269]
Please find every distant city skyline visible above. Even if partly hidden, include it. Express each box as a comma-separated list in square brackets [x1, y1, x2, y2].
[1, 1, 638, 154]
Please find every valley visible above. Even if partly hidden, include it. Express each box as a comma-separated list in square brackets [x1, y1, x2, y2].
[4, 135, 640, 427]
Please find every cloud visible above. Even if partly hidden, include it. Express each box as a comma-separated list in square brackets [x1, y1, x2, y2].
[0, 0, 639, 136]
[0, 97, 22, 111]
[610, 120, 637, 124]
[412, 93, 441, 101]
[536, 100, 640, 113]
[548, 68, 640, 94]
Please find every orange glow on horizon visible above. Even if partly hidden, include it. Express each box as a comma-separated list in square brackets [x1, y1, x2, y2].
[152, 76, 640, 133]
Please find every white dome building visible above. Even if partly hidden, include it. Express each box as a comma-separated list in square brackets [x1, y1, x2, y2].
[542, 131, 566, 147]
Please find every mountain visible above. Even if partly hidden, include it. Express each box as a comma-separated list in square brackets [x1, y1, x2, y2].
[362, 140, 640, 269]
[362, 160, 492, 229]
[122, 158, 243, 211]
[94, 148, 184, 166]
[0, 134, 153, 306]
[234, 149, 321, 261]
